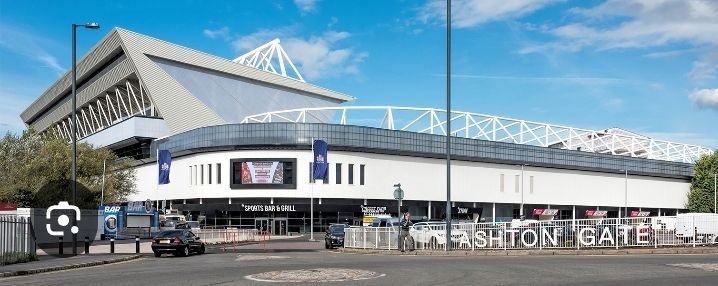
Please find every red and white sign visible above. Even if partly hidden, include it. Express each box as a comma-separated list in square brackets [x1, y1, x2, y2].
[585, 210, 608, 217]
[630, 211, 651, 217]
[0, 203, 17, 211]
[532, 209, 559, 216]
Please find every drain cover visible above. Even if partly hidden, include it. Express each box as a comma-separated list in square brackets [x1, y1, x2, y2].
[246, 268, 384, 282]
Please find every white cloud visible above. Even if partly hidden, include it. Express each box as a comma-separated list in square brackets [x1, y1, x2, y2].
[688, 60, 716, 82]
[231, 27, 367, 81]
[689, 88, 718, 110]
[294, 0, 319, 13]
[202, 27, 230, 40]
[417, 0, 562, 28]
[524, 0, 718, 53]
[0, 23, 64, 74]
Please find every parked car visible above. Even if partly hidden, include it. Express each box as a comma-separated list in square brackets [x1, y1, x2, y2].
[675, 213, 718, 243]
[151, 229, 205, 257]
[325, 223, 348, 249]
[371, 217, 400, 227]
[410, 222, 468, 248]
[175, 221, 201, 230]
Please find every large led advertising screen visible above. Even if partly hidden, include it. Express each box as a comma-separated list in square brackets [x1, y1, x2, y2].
[230, 158, 296, 189]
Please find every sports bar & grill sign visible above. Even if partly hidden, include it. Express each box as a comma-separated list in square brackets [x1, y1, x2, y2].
[241, 204, 296, 212]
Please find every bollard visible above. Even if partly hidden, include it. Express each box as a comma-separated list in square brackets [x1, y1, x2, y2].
[84, 237, 90, 254]
[135, 236, 140, 254]
[110, 238, 115, 253]
[59, 237, 64, 255]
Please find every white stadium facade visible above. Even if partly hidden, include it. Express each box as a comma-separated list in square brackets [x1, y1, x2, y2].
[21, 28, 714, 235]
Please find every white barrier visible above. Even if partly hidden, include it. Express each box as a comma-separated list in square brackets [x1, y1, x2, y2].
[194, 229, 259, 244]
[344, 215, 718, 250]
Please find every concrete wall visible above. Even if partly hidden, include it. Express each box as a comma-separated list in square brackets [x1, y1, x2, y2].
[131, 150, 690, 210]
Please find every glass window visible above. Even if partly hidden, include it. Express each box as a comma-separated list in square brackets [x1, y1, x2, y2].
[348, 164, 354, 185]
[530, 176, 534, 193]
[189, 166, 192, 186]
[201, 165, 204, 185]
[208, 164, 212, 184]
[324, 164, 329, 184]
[336, 163, 342, 184]
[500, 174, 504, 192]
[360, 164, 365, 185]
[217, 163, 221, 184]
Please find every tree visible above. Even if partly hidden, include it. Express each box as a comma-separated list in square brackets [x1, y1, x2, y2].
[686, 151, 718, 213]
[0, 130, 136, 208]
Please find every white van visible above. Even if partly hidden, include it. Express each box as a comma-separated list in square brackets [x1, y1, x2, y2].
[674, 213, 718, 243]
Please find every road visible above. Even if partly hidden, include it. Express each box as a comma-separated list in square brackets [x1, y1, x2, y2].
[2, 238, 718, 285]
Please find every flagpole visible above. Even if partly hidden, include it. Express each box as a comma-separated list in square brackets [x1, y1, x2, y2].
[310, 137, 315, 241]
[157, 148, 160, 187]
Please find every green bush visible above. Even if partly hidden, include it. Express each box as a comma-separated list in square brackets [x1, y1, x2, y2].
[1, 251, 38, 265]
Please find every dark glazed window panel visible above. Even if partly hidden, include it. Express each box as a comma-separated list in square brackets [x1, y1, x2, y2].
[217, 163, 221, 184]
[360, 164, 365, 185]
[336, 163, 342, 184]
[208, 164, 212, 184]
[152, 123, 693, 179]
[348, 164, 354, 185]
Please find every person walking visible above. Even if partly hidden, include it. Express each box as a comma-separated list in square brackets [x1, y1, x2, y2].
[399, 211, 414, 252]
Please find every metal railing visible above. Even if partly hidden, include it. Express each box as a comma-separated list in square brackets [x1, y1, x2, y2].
[242, 106, 712, 163]
[344, 215, 718, 251]
[1, 215, 36, 265]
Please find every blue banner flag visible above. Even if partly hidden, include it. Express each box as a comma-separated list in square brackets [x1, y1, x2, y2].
[313, 140, 328, 180]
[158, 149, 172, 185]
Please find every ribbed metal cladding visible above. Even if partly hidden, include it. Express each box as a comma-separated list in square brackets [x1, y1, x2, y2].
[148, 123, 694, 180]
[29, 57, 136, 132]
[21, 30, 124, 123]
[117, 29, 224, 134]
[114, 28, 352, 102]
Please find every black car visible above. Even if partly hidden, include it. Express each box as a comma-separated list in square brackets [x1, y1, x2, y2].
[151, 229, 205, 257]
[325, 224, 348, 249]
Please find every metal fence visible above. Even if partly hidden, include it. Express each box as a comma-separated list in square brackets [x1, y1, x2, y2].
[1, 215, 36, 265]
[344, 215, 718, 251]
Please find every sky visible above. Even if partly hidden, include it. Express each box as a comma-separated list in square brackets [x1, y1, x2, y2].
[0, 0, 716, 148]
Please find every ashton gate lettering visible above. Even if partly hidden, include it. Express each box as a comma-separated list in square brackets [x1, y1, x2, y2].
[469, 225, 652, 248]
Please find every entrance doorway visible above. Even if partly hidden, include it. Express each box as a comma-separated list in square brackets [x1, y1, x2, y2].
[255, 218, 271, 233]
[273, 218, 287, 236]
[255, 217, 288, 236]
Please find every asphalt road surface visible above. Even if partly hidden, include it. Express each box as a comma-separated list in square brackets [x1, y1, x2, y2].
[2, 238, 718, 285]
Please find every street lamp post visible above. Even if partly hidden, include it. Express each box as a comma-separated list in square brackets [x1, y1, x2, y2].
[444, 0, 452, 252]
[71, 22, 100, 255]
[520, 164, 524, 217]
[619, 169, 628, 217]
[393, 183, 404, 250]
[714, 173, 716, 214]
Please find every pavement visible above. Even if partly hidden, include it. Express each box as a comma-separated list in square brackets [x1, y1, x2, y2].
[2, 238, 717, 285]
[0, 254, 141, 278]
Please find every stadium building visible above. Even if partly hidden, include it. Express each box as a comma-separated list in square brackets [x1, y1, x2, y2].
[21, 28, 713, 235]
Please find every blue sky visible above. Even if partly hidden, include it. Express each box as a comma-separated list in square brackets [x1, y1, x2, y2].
[1, 0, 716, 148]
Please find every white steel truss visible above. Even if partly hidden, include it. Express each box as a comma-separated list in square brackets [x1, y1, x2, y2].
[232, 38, 305, 82]
[52, 79, 157, 141]
[241, 106, 713, 164]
